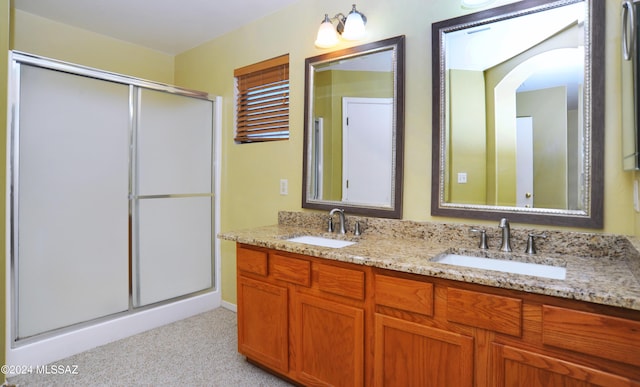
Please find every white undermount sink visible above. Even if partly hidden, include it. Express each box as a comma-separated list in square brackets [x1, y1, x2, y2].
[287, 235, 356, 248]
[433, 253, 566, 280]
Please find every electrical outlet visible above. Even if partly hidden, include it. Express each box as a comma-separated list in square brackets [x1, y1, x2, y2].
[280, 179, 288, 195]
[457, 172, 467, 184]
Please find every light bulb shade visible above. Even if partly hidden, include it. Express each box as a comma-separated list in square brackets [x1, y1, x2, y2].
[342, 6, 366, 41]
[315, 16, 339, 48]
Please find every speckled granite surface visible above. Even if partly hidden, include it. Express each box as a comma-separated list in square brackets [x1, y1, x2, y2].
[219, 211, 640, 312]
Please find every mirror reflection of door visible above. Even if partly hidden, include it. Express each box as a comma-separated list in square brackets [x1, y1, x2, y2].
[342, 97, 393, 205]
[443, 2, 583, 211]
[516, 116, 534, 208]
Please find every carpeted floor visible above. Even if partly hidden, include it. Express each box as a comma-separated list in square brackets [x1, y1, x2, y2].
[7, 307, 293, 386]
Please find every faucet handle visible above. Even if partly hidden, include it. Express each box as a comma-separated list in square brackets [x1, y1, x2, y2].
[525, 233, 547, 254]
[354, 221, 362, 236]
[470, 228, 489, 249]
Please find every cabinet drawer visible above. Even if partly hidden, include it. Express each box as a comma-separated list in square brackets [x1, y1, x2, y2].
[237, 246, 268, 276]
[447, 288, 522, 336]
[317, 263, 365, 300]
[375, 275, 434, 316]
[542, 305, 640, 367]
[493, 343, 639, 387]
[270, 253, 311, 286]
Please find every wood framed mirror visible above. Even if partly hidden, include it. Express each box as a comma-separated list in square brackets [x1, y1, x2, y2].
[302, 36, 405, 218]
[431, 0, 604, 228]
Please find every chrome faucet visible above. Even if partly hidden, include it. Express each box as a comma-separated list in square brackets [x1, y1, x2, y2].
[498, 218, 512, 252]
[328, 208, 347, 234]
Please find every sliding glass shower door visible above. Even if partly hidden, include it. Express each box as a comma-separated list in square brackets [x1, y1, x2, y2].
[14, 64, 130, 339]
[133, 88, 214, 307]
[9, 53, 216, 343]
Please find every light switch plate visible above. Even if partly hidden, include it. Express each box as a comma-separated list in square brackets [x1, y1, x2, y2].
[280, 179, 288, 195]
[457, 172, 467, 184]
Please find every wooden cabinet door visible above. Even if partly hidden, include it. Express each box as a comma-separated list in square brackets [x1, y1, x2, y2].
[493, 344, 640, 387]
[237, 275, 289, 374]
[294, 293, 365, 386]
[374, 314, 474, 387]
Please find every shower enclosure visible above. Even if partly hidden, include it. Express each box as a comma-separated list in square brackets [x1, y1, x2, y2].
[6, 51, 220, 366]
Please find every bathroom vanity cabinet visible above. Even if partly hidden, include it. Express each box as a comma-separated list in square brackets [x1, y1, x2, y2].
[374, 272, 640, 386]
[237, 244, 371, 386]
[236, 244, 640, 386]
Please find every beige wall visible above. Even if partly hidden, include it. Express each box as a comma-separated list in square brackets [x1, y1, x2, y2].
[4, 0, 638, 308]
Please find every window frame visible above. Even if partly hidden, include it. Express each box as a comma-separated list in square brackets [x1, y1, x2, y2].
[234, 54, 290, 143]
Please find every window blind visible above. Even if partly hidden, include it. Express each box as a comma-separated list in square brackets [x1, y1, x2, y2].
[234, 54, 289, 143]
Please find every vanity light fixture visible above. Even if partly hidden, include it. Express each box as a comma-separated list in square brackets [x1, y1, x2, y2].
[461, 0, 496, 9]
[314, 4, 367, 48]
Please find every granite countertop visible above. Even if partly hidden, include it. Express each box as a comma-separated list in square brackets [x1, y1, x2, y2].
[219, 213, 640, 312]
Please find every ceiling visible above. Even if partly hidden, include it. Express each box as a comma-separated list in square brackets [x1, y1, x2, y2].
[13, 0, 301, 55]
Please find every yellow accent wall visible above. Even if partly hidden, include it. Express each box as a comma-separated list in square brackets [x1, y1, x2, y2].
[448, 69, 487, 204]
[2, 0, 637, 309]
[12, 10, 175, 84]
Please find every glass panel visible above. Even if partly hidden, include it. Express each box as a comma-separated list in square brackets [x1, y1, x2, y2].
[134, 197, 212, 306]
[17, 65, 130, 338]
[134, 89, 214, 306]
[137, 89, 213, 195]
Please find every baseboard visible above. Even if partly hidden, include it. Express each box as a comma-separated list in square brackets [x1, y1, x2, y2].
[221, 300, 237, 313]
